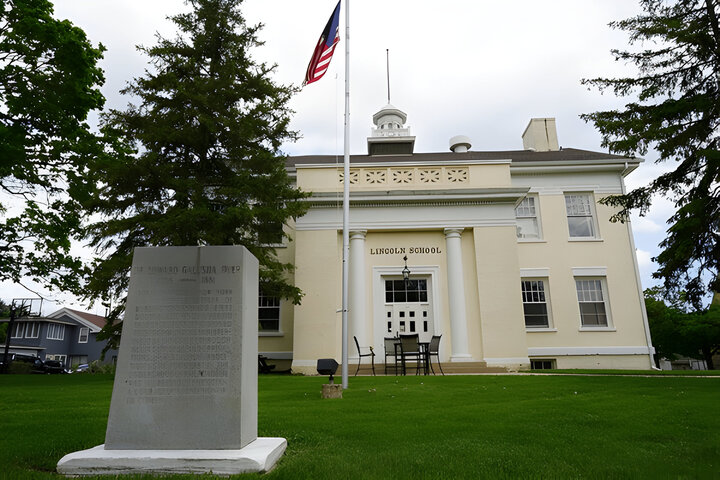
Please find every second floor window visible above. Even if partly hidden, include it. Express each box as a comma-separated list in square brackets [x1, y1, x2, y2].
[516, 197, 540, 239]
[11, 322, 25, 338]
[47, 323, 65, 341]
[565, 194, 597, 238]
[25, 322, 39, 338]
[78, 327, 90, 343]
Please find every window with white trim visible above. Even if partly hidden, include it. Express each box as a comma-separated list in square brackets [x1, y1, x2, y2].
[78, 327, 90, 343]
[258, 291, 280, 332]
[575, 278, 610, 327]
[565, 193, 597, 238]
[11, 322, 25, 338]
[515, 196, 541, 239]
[46, 354, 67, 365]
[521, 279, 551, 328]
[46, 323, 65, 341]
[25, 322, 40, 338]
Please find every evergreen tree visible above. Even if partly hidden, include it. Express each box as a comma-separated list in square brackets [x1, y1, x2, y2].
[581, 0, 720, 308]
[84, 0, 308, 341]
[0, 0, 105, 292]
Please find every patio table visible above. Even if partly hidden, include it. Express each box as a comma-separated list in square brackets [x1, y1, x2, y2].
[395, 341, 430, 375]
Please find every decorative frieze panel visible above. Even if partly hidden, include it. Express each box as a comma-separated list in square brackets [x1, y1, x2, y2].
[419, 169, 441, 184]
[339, 167, 469, 186]
[338, 170, 359, 184]
[447, 168, 469, 183]
[365, 170, 386, 184]
[392, 169, 414, 184]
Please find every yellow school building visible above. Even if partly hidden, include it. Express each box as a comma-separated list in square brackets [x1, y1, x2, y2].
[260, 105, 655, 374]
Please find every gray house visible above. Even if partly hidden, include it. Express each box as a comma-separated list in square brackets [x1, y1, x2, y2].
[3, 308, 117, 368]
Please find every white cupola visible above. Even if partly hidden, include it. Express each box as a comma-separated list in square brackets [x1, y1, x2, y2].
[367, 104, 416, 156]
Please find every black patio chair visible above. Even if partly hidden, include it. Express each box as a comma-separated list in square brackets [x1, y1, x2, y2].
[258, 355, 275, 374]
[398, 334, 425, 375]
[428, 335, 444, 375]
[353, 336, 376, 376]
[384, 337, 400, 375]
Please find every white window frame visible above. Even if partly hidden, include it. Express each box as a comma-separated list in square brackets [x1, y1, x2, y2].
[520, 278, 554, 330]
[258, 292, 281, 335]
[78, 327, 90, 343]
[564, 193, 600, 240]
[515, 195, 542, 241]
[46, 354, 67, 366]
[46, 323, 66, 341]
[574, 277, 614, 330]
[25, 322, 40, 338]
[10, 322, 25, 338]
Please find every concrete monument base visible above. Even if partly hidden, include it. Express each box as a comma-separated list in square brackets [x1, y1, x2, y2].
[57, 437, 286, 476]
[321, 383, 343, 399]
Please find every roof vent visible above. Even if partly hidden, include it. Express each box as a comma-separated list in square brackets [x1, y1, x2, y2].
[449, 135, 472, 153]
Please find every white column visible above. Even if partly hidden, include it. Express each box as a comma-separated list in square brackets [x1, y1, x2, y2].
[444, 228, 472, 361]
[349, 230, 367, 358]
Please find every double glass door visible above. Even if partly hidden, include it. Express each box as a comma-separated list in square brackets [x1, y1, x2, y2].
[384, 277, 432, 342]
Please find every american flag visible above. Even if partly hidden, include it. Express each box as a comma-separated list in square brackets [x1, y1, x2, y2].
[303, 1, 341, 86]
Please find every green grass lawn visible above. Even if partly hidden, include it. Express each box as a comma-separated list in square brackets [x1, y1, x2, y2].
[536, 369, 720, 376]
[0, 374, 718, 479]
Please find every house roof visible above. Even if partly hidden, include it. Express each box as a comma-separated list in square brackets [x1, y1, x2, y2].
[65, 309, 106, 329]
[47, 308, 106, 333]
[286, 147, 633, 168]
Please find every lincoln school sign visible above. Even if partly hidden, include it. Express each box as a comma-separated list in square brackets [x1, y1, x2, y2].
[369, 247, 442, 255]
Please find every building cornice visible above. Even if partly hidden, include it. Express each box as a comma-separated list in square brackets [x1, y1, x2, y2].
[305, 187, 529, 209]
[511, 158, 643, 176]
[296, 159, 512, 169]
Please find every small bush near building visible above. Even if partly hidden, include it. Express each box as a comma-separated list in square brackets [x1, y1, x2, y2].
[7, 362, 33, 374]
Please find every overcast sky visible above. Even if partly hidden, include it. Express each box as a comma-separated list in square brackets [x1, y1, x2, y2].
[2, 0, 675, 313]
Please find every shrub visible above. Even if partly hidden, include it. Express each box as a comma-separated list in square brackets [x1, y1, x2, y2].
[85, 360, 116, 375]
[8, 362, 33, 374]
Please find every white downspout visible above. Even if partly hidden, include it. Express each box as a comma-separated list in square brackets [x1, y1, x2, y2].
[621, 161, 660, 370]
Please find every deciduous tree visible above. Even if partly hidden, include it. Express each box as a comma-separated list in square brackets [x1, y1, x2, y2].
[0, 0, 105, 293]
[686, 298, 720, 368]
[582, 0, 720, 308]
[84, 0, 308, 344]
[645, 288, 720, 368]
[0, 299, 8, 343]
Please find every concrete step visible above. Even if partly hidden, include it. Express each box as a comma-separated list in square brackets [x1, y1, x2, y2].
[352, 361, 508, 376]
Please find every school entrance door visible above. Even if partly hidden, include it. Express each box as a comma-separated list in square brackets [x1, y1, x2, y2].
[383, 277, 433, 342]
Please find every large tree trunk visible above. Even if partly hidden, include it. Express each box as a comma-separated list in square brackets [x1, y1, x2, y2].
[702, 347, 715, 370]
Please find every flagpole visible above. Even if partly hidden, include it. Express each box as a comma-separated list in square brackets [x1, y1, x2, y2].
[341, 0, 350, 390]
